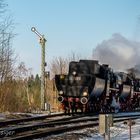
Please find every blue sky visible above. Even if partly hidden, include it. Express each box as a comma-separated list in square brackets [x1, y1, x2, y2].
[7, 0, 140, 75]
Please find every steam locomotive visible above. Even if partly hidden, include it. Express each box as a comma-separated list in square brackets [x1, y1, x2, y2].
[55, 60, 140, 113]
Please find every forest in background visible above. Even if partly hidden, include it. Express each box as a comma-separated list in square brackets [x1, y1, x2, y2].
[0, 0, 60, 112]
[0, 0, 81, 112]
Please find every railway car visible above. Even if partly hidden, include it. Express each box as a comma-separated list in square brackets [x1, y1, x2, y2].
[55, 59, 140, 114]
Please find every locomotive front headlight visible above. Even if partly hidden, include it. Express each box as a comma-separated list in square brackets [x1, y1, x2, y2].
[60, 74, 64, 79]
[72, 71, 76, 76]
[83, 91, 88, 96]
[59, 90, 63, 95]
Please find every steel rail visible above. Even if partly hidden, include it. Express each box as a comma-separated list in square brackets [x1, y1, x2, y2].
[1, 113, 140, 140]
[0, 113, 65, 127]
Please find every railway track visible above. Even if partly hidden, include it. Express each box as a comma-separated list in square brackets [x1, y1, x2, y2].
[0, 112, 66, 127]
[0, 112, 140, 140]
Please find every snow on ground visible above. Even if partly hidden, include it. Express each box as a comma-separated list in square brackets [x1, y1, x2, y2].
[1, 111, 140, 139]
[46, 118, 140, 140]
[79, 119, 140, 140]
[0, 112, 48, 120]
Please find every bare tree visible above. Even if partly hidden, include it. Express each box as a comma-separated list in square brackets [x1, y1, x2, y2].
[0, 0, 15, 82]
[50, 57, 68, 77]
[50, 52, 80, 78]
[49, 56, 67, 79]
[68, 51, 80, 62]
[0, 0, 7, 16]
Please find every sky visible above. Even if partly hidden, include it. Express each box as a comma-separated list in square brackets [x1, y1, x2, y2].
[6, 0, 140, 75]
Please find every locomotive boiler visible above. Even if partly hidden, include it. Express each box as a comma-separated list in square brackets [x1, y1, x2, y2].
[55, 59, 140, 113]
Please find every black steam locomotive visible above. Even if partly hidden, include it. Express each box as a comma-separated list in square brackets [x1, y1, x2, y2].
[55, 60, 140, 113]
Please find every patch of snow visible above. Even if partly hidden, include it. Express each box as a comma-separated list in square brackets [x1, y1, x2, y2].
[114, 111, 140, 117]
[0, 113, 6, 120]
[81, 119, 140, 140]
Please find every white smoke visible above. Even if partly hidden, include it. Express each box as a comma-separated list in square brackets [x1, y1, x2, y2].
[92, 33, 140, 71]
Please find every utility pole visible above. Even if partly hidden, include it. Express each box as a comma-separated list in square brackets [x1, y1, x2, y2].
[31, 27, 46, 110]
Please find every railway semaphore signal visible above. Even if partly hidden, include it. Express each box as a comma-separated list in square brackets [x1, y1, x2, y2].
[31, 27, 46, 111]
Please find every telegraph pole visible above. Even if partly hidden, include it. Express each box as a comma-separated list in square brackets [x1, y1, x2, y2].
[31, 27, 46, 110]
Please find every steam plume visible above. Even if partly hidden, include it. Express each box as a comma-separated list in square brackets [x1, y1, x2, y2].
[92, 33, 140, 72]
